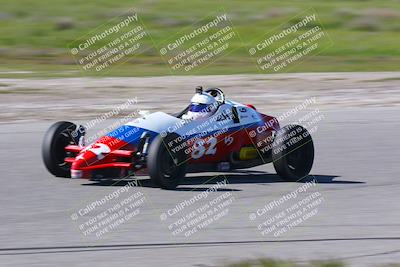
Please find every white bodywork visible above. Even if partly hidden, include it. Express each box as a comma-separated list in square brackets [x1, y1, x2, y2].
[126, 100, 262, 136]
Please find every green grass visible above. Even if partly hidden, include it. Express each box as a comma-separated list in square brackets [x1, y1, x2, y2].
[1, 0, 400, 77]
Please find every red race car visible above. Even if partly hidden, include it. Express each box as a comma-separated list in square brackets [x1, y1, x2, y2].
[42, 87, 314, 189]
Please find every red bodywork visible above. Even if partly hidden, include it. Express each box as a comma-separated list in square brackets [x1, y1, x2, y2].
[65, 111, 280, 179]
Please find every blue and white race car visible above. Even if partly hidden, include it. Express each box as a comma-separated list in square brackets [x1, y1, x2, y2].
[42, 87, 314, 189]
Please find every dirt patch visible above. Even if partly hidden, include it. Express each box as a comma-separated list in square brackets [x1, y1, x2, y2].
[0, 72, 399, 122]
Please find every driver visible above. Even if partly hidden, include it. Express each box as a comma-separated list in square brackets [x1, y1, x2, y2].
[182, 87, 218, 120]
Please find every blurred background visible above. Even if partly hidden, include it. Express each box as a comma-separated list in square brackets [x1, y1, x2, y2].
[1, 2, 400, 267]
[0, 0, 399, 78]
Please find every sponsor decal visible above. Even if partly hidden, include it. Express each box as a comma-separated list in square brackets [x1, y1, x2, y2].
[224, 136, 234, 146]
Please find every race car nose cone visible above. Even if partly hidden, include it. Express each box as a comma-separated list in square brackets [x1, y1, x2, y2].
[71, 158, 89, 170]
[70, 143, 112, 179]
[71, 169, 83, 179]
[70, 152, 94, 179]
[70, 158, 89, 179]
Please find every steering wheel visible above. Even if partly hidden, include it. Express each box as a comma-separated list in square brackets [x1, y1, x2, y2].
[205, 88, 225, 104]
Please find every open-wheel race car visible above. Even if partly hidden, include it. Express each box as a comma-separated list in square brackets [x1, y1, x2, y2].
[42, 87, 314, 189]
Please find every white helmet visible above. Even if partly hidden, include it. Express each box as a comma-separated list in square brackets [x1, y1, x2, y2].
[182, 87, 218, 120]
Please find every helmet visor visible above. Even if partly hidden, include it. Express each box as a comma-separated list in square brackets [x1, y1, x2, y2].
[189, 103, 208, 112]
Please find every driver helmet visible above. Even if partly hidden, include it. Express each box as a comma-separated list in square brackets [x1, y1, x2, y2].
[182, 87, 218, 120]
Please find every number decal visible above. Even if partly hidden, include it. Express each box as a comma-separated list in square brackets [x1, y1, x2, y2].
[191, 137, 217, 159]
[206, 137, 217, 155]
[77, 143, 111, 160]
[191, 140, 206, 159]
[89, 143, 111, 160]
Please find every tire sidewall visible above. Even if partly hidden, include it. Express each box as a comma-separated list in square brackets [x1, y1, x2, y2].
[272, 124, 314, 181]
[147, 132, 187, 189]
[42, 121, 76, 177]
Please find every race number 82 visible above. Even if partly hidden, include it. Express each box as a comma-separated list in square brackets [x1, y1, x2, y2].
[191, 137, 217, 159]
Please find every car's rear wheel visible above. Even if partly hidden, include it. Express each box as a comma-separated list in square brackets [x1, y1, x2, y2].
[272, 124, 314, 181]
[147, 133, 187, 189]
[42, 121, 77, 178]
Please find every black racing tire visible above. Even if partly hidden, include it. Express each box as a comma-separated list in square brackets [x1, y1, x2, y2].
[272, 124, 314, 181]
[42, 121, 77, 178]
[147, 133, 187, 190]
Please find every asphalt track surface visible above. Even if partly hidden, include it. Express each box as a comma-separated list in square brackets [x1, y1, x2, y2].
[0, 107, 399, 267]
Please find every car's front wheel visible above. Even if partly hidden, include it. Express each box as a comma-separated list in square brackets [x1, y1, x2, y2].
[42, 121, 77, 178]
[147, 133, 187, 189]
[272, 124, 314, 181]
